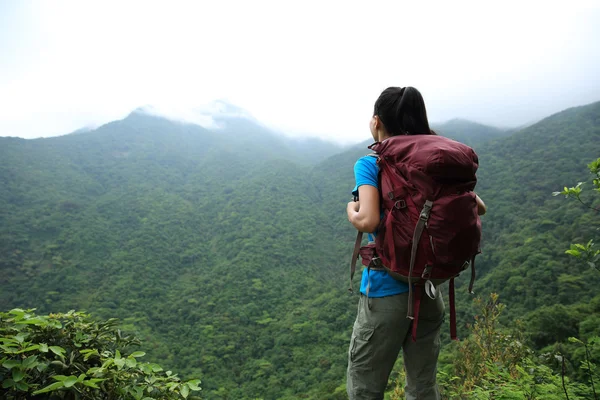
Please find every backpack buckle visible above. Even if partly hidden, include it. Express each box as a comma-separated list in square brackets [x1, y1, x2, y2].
[394, 199, 406, 209]
[419, 200, 434, 221]
[424, 280, 437, 299]
[370, 257, 384, 268]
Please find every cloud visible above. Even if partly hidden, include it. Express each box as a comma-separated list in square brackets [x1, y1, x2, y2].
[135, 100, 258, 130]
[0, 1, 599, 142]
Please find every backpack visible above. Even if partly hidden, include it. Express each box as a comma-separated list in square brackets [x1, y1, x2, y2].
[349, 134, 481, 341]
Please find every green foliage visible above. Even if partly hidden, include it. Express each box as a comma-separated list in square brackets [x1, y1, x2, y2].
[0, 309, 201, 399]
[565, 240, 600, 270]
[1, 102, 600, 398]
[441, 294, 533, 397]
[391, 295, 595, 399]
[554, 157, 600, 270]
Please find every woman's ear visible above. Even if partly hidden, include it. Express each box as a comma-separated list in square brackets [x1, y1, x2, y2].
[372, 115, 385, 141]
[373, 115, 380, 130]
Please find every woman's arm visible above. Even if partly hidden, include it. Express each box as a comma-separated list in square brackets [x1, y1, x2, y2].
[476, 194, 486, 216]
[347, 185, 380, 232]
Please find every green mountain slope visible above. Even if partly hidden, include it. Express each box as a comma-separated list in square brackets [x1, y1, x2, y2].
[471, 102, 600, 322]
[0, 111, 350, 399]
[1, 102, 599, 398]
[432, 118, 511, 147]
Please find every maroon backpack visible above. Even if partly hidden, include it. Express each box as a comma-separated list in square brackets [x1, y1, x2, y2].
[349, 134, 481, 341]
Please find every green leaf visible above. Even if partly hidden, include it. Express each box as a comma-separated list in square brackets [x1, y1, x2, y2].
[36, 362, 49, 372]
[39, 343, 49, 353]
[17, 344, 40, 353]
[49, 346, 66, 357]
[14, 333, 27, 343]
[114, 357, 125, 370]
[126, 357, 137, 368]
[22, 355, 38, 369]
[2, 359, 20, 369]
[130, 351, 146, 358]
[52, 375, 69, 381]
[63, 375, 78, 388]
[131, 385, 144, 400]
[12, 368, 24, 382]
[0, 345, 17, 354]
[15, 317, 45, 325]
[2, 379, 15, 388]
[568, 337, 584, 344]
[33, 381, 64, 394]
[151, 365, 163, 372]
[15, 381, 29, 391]
[82, 378, 105, 389]
[566, 249, 581, 257]
[81, 349, 99, 361]
[181, 384, 190, 398]
[187, 379, 201, 391]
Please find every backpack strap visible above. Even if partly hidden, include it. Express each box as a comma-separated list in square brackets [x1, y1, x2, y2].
[468, 255, 476, 294]
[349, 230, 363, 293]
[447, 256, 476, 341]
[410, 286, 423, 342]
[407, 200, 434, 320]
[348, 154, 377, 293]
[449, 277, 458, 340]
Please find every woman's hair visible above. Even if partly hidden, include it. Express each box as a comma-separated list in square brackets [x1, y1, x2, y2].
[373, 86, 434, 136]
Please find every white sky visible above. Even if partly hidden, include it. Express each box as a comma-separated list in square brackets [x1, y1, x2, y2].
[1, 0, 599, 144]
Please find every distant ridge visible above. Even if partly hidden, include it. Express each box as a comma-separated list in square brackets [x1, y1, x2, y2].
[432, 118, 511, 147]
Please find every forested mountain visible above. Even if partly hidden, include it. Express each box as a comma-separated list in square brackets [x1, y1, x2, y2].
[1, 101, 599, 399]
[432, 118, 512, 147]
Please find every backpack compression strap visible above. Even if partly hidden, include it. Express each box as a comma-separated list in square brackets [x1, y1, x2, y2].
[349, 230, 363, 293]
[407, 200, 434, 320]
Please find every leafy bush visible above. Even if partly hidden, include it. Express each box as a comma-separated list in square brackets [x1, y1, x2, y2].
[389, 294, 597, 399]
[0, 309, 201, 399]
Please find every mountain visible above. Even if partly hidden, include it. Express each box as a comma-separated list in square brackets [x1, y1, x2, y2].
[1, 101, 599, 398]
[432, 118, 512, 148]
[0, 109, 348, 399]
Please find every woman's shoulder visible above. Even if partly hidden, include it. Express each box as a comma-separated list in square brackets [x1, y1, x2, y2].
[355, 154, 378, 168]
[354, 154, 379, 183]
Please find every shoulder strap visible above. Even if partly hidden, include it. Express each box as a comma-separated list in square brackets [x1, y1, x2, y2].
[349, 231, 363, 293]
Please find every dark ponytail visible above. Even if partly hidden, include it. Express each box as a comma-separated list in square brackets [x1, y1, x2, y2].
[373, 86, 434, 136]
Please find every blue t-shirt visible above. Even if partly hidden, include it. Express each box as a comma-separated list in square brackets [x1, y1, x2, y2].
[352, 156, 409, 297]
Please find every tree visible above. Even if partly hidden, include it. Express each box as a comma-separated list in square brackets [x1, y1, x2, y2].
[553, 158, 600, 270]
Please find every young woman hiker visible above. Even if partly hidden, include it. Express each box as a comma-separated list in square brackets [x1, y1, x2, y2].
[346, 86, 486, 400]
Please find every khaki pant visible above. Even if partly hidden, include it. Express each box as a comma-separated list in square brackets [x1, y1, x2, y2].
[346, 292, 444, 400]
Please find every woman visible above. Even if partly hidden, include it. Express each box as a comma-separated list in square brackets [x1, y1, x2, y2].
[345, 87, 486, 400]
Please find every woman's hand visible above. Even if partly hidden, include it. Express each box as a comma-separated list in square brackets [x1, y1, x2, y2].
[476, 194, 487, 216]
[347, 200, 360, 218]
[347, 186, 380, 232]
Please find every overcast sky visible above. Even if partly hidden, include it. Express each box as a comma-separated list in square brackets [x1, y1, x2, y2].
[1, 1, 599, 144]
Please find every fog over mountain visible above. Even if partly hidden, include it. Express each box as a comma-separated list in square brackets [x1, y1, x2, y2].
[2, 2, 599, 142]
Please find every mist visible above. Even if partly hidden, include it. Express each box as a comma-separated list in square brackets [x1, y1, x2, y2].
[1, 1, 599, 143]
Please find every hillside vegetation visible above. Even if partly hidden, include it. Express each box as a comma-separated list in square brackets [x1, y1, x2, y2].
[1, 102, 599, 398]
